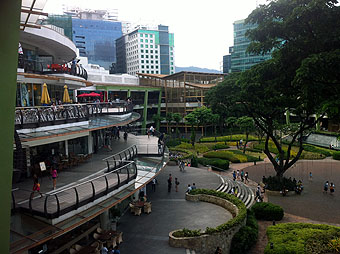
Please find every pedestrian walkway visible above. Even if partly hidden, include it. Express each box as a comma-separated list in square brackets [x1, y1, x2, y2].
[117, 165, 230, 254]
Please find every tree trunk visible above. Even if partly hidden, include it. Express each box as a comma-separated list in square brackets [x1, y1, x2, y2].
[243, 132, 249, 154]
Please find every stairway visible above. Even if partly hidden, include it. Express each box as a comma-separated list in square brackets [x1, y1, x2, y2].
[216, 175, 255, 209]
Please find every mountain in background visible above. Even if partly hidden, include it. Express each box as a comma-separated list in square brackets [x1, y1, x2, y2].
[175, 66, 222, 74]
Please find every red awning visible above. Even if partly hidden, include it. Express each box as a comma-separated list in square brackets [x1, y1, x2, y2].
[77, 92, 101, 97]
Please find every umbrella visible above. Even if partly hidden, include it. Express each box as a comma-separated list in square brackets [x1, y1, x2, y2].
[40, 83, 51, 105]
[63, 85, 71, 103]
[77, 92, 101, 97]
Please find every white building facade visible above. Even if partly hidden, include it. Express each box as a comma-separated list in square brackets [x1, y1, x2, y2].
[116, 25, 175, 75]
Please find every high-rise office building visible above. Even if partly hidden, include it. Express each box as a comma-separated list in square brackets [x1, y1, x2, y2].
[72, 18, 122, 70]
[116, 25, 175, 75]
[223, 54, 231, 74]
[230, 19, 271, 72]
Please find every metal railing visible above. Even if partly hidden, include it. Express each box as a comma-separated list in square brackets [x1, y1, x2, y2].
[103, 145, 138, 170]
[13, 161, 137, 219]
[15, 102, 134, 129]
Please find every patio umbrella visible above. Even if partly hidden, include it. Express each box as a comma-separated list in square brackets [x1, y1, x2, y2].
[40, 83, 51, 105]
[77, 93, 88, 97]
[63, 85, 71, 103]
[87, 92, 101, 97]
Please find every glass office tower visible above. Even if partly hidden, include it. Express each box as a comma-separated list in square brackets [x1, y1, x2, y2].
[231, 19, 271, 72]
[72, 19, 122, 70]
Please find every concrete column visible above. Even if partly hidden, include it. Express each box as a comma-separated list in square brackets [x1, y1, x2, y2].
[65, 140, 69, 156]
[0, 0, 21, 252]
[156, 91, 162, 130]
[88, 133, 93, 154]
[74, 89, 78, 103]
[142, 90, 149, 133]
[99, 210, 111, 230]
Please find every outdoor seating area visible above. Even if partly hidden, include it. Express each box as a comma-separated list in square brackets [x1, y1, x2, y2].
[129, 201, 152, 216]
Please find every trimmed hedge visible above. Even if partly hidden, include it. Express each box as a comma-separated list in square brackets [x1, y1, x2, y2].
[265, 223, 340, 254]
[175, 189, 247, 236]
[169, 148, 194, 160]
[175, 142, 210, 154]
[333, 151, 340, 160]
[303, 144, 333, 157]
[263, 176, 296, 191]
[230, 210, 259, 254]
[252, 202, 284, 221]
[203, 150, 261, 163]
[197, 157, 229, 170]
[200, 134, 258, 143]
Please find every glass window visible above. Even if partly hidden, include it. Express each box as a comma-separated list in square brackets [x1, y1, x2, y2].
[171, 52, 173, 55]
[146, 50, 148, 53]
[146, 60, 149, 63]
[171, 57, 173, 60]
[156, 71, 158, 74]
[140, 34, 143, 37]
[150, 45, 153, 48]
[156, 61, 158, 64]
[145, 39, 148, 43]
[142, 65, 144, 68]
[141, 44, 144, 48]
[155, 56, 158, 59]
[151, 55, 153, 58]
[171, 62, 173, 65]
[151, 60, 154, 63]
[171, 67, 173, 70]
[146, 65, 149, 68]
[151, 70, 154, 74]
[141, 49, 144, 53]
[151, 66, 154, 69]
[150, 40, 153, 43]
[147, 70, 149, 73]
[155, 50, 158, 54]
[141, 55, 144, 58]
[145, 45, 148, 48]
[151, 50, 153, 53]
[146, 55, 149, 58]
[145, 34, 148, 37]
[155, 45, 158, 48]
[142, 70, 145, 73]
[140, 39, 143, 42]
[141, 60, 144, 63]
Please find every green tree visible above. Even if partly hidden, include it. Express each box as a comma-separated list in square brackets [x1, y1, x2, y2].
[211, 113, 220, 142]
[166, 112, 173, 134]
[172, 113, 182, 138]
[185, 112, 198, 146]
[152, 114, 164, 131]
[236, 116, 255, 154]
[225, 116, 237, 143]
[233, 0, 340, 177]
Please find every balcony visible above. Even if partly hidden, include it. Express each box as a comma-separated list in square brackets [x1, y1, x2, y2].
[15, 102, 135, 130]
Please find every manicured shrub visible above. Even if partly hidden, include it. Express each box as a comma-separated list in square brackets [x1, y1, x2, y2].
[265, 223, 340, 254]
[190, 156, 198, 167]
[252, 202, 284, 221]
[303, 144, 333, 157]
[169, 148, 194, 160]
[213, 142, 230, 150]
[172, 228, 201, 237]
[175, 142, 209, 154]
[166, 139, 181, 147]
[203, 150, 261, 163]
[230, 210, 258, 254]
[263, 176, 296, 191]
[333, 151, 340, 160]
[197, 157, 229, 170]
[200, 134, 258, 143]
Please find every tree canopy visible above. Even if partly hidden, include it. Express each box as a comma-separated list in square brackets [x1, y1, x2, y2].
[207, 0, 340, 177]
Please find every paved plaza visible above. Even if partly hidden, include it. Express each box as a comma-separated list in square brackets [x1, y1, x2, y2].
[117, 165, 228, 254]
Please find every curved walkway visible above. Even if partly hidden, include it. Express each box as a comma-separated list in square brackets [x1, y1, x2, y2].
[117, 165, 229, 254]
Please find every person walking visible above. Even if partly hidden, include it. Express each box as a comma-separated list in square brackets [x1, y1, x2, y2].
[309, 171, 313, 181]
[232, 171, 236, 181]
[51, 167, 58, 190]
[324, 181, 329, 193]
[175, 178, 180, 192]
[240, 170, 244, 182]
[245, 171, 249, 184]
[31, 174, 43, 199]
[151, 178, 156, 192]
[167, 174, 172, 193]
[330, 182, 335, 194]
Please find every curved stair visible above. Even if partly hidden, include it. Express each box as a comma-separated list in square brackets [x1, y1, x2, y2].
[216, 175, 255, 209]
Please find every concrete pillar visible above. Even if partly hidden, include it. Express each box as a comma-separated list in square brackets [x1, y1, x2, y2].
[0, 0, 21, 252]
[65, 140, 69, 156]
[156, 91, 162, 130]
[142, 90, 149, 133]
[88, 133, 93, 154]
[73, 89, 78, 103]
[99, 210, 111, 230]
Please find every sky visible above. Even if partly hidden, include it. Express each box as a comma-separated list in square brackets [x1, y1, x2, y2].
[43, 0, 267, 71]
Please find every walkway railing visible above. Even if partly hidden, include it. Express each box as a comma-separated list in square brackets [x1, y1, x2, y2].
[14, 161, 137, 219]
[15, 102, 134, 129]
[103, 145, 138, 170]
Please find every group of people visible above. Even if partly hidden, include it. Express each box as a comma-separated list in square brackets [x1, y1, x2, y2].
[179, 160, 190, 171]
[232, 169, 249, 183]
[101, 244, 120, 254]
[324, 181, 335, 194]
[30, 167, 59, 199]
[186, 183, 197, 193]
[167, 174, 197, 193]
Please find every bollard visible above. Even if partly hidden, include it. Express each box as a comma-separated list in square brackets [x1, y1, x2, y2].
[254, 161, 256, 165]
